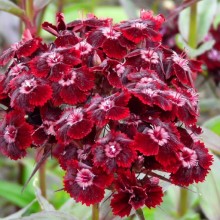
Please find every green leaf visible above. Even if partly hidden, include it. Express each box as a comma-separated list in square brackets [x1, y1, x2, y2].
[0, 0, 25, 17]
[154, 185, 199, 219]
[178, 0, 217, 45]
[201, 127, 220, 155]
[143, 207, 155, 220]
[33, 0, 52, 12]
[176, 34, 215, 57]
[0, 181, 38, 212]
[15, 211, 78, 220]
[203, 115, 220, 135]
[197, 155, 220, 219]
[33, 180, 55, 211]
[3, 199, 37, 220]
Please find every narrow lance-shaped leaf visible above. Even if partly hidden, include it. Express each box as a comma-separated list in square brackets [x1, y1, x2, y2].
[0, 0, 25, 17]
[197, 155, 220, 220]
[178, 0, 217, 45]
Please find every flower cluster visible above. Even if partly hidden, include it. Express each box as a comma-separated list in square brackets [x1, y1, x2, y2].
[0, 11, 212, 217]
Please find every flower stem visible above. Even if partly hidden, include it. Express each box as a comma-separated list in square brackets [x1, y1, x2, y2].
[26, 0, 34, 23]
[136, 208, 145, 220]
[178, 2, 197, 214]
[178, 188, 188, 217]
[39, 161, 47, 198]
[188, 2, 197, 49]
[92, 203, 99, 220]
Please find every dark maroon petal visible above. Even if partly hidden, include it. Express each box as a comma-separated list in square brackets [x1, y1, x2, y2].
[142, 28, 162, 42]
[16, 38, 41, 58]
[89, 110, 108, 127]
[49, 63, 70, 82]
[42, 22, 58, 36]
[111, 191, 132, 217]
[75, 67, 95, 91]
[0, 142, 27, 160]
[10, 90, 34, 111]
[67, 120, 93, 139]
[133, 133, 159, 156]
[193, 141, 213, 169]
[16, 123, 33, 149]
[32, 127, 48, 146]
[119, 35, 136, 49]
[114, 92, 131, 106]
[56, 143, 78, 170]
[29, 57, 50, 78]
[129, 187, 146, 209]
[0, 48, 15, 66]
[55, 34, 79, 47]
[145, 185, 163, 208]
[0, 110, 33, 160]
[87, 30, 106, 48]
[62, 49, 81, 66]
[64, 180, 105, 206]
[116, 146, 137, 168]
[121, 27, 144, 44]
[56, 13, 66, 31]
[55, 124, 70, 144]
[173, 64, 191, 86]
[60, 86, 87, 105]
[102, 39, 127, 59]
[29, 84, 52, 106]
[156, 144, 179, 167]
[170, 166, 208, 186]
[107, 71, 123, 88]
[153, 93, 173, 111]
[107, 106, 130, 120]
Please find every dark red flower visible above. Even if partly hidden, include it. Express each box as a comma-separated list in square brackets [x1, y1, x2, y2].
[0, 36, 42, 66]
[9, 74, 52, 111]
[51, 66, 94, 105]
[64, 160, 113, 206]
[116, 10, 164, 44]
[0, 11, 212, 218]
[55, 107, 93, 144]
[42, 13, 79, 47]
[32, 105, 61, 146]
[0, 110, 33, 159]
[133, 121, 182, 169]
[171, 141, 213, 186]
[111, 172, 163, 217]
[86, 92, 130, 127]
[87, 26, 130, 59]
[92, 131, 136, 173]
[29, 48, 81, 81]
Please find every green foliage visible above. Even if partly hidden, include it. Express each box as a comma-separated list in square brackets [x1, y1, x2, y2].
[202, 127, 220, 155]
[175, 34, 215, 57]
[0, 181, 39, 212]
[197, 155, 220, 219]
[203, 115, 220, 136]
[178, 0, 217, 45]
[0, 0, 25, 17]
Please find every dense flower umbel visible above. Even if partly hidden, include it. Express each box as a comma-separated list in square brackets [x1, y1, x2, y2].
[0, 10, 212, 217]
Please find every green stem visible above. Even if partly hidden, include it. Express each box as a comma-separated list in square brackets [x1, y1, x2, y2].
[178, 188, 188, 217]
[136, 208, 145, 220]
[188, 2, 197, 49]
[26, 0, 34, 23]
[152, 0, 160, 14]
[39, 161, 47, 198]
[92, 203, 99, 220]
